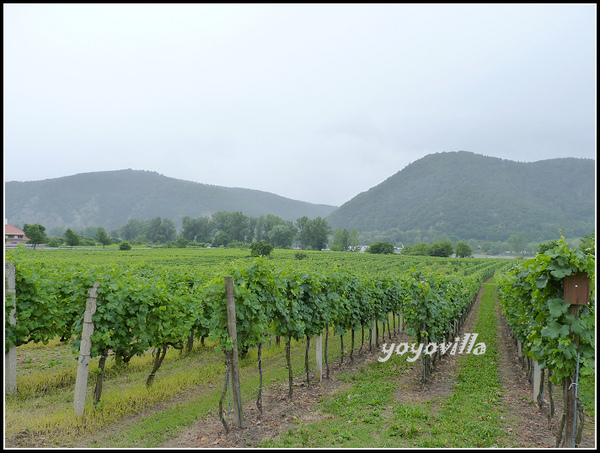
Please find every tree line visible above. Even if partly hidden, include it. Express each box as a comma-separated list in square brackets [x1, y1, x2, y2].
[17, 212, 344, 251]
[15, 218, 595, 259]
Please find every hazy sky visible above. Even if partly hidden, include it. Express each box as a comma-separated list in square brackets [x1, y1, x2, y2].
[4, 4, 596, 206]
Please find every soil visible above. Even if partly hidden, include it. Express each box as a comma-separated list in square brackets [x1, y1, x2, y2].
[6, 286, 596, 449]
[160, 286, 596, 449]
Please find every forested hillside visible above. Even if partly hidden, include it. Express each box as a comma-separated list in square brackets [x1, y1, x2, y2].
[5, 170, 337, 231]
[326, 151, 595, 242]
[6, 152, 594, 243]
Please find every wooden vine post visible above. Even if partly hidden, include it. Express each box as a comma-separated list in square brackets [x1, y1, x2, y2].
[224, 276, 245, 430]
[74, 282, 99, 416]
[561, 272, 590, 448]
[419, 275, 430, 383]
[5, 262, 17, 395]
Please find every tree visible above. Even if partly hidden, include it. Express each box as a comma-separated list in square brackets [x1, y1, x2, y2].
[82, 226, 99, 239]
[65, 228, 80, 247]
[579, 231, 595, 256]
[430, 239, 454, 257]
[209, 211, 252, 243]
[296, 216, 331, 250]
[144, 217, 176, 244]
[95, 227, 111, 248]
[455, 241, 473, 258]
[250, 240, 274, 257]
[135, 233, 149, 244]
[508, 234, 527, 254]
[268, 224, 297, 248]
[210, 211, 230, 232]
[366, 241, 394, 254]
[175, 237, 189, 248]
[404, 242, 431, 256]
[481, 241, 506, 255]
[119, 240, 132, 250]
[252, 214, 285, 242]
[331, 228, 350, 251]
[23, 224, 47, 249]
[348, 229, 360, 251]
[119, 218, 144, 241]
[226, 212, 251, 242]
[212, 231, 231, 247]
[47, 237, 63, 247]
[181, 216, 213, 243]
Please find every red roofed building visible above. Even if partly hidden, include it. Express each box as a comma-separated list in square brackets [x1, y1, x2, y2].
[5, 222, 30, 245]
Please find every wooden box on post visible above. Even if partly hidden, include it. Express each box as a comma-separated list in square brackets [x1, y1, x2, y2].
[561, 271, 590, 448]
[563, 272, 590, 306]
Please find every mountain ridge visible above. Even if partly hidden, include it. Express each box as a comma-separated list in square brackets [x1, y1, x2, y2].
[5, 151, 595, 243]
[5, 169, 337, 232]
[326, 151, 595, 242]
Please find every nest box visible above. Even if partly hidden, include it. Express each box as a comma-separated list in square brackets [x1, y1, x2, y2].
[563, 272, 590, 305]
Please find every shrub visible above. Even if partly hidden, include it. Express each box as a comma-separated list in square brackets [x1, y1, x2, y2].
[366, 241, 394, 254]
[250, 240, 274, 257]
[119, 241, 132, 250]
[455, 241, 473, 258]
[47, 238, 63, 247]
[294, 251, 308, 260]
[175, 238, 189, 248]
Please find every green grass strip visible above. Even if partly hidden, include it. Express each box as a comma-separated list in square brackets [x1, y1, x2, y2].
[85, 328, 366, 448]
[262, 277, 519, 448]
[423, 278, 509, 448]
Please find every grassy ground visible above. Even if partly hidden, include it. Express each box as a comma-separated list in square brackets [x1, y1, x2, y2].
[5, 278, 595, 448]
[5, 324, 378, 448]
[261, 278, 510, 448]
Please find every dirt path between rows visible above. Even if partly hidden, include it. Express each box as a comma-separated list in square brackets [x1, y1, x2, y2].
[495, 298, 596, 448]
[7, 281, 594, 449]
[162, 288, 481, 448]
[161, 282, 595, 448]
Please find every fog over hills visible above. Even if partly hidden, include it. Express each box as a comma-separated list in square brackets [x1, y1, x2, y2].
[5, 169, 337, 232]
[326, 151, 595, 242]
[5, 151, 595, 243]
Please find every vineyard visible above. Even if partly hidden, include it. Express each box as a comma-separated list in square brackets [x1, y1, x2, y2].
[4, 245, 595, 448]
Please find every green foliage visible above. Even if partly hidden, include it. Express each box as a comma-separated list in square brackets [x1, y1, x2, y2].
[579, 231, 595, 256]
[23, 223, 48, 248]
[47, 237, 64, 247]
[366, 241, 394, 254]
[294, 251, 308, 260]
[175, 238, 189, 248]
[455, 241, 472, 258]
[507, 234, 527, 254]
[327, 151, 594, 242]
[65, 228, 79, 247]
[331, 228, 351, 251]
[6, 247, 510, 390]
[250, 240, 274, 257]
[296, 216, 332, 250]
[95, 227, 112, 248]
[180, 216, 213, 243]
[212, 231, 231, 247]
[5, 169, 335, 235]
[5, 261, 61, 350]
[119, 241, 132, 250]
[430, 240, 454, 257]
[538, 239, 559, 255]
[144, 217, 177, 244]
[497, 236, 595, 383]
[402, 242, 431, 256]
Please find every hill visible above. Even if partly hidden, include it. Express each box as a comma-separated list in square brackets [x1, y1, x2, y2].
[5, 169, 337, 232]
[326, 151, 595, 242]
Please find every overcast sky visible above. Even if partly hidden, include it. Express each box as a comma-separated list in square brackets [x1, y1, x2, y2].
[3, 4, 596, 206]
